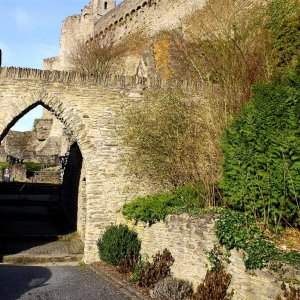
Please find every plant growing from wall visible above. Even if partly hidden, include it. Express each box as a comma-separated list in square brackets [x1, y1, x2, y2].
[215, 210, 300, 270]
[122, 184, 207, 224]
[67, 32, 147, 76]
[97, 224, 141, 268]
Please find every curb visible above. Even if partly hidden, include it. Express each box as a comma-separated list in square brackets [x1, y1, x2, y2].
[88, 262, 151, 300]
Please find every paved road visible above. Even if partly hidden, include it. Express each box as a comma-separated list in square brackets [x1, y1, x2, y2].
[0, 265, 133, 300]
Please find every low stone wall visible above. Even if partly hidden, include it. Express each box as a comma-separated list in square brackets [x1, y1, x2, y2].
[117, 213, 300, 300]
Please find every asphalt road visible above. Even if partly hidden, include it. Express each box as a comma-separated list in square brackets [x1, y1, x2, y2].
[0, 265, 133, 300]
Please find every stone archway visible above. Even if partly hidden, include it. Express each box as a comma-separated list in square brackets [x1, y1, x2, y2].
[0, 88, 93, 259]
[0, 68, 147, 262]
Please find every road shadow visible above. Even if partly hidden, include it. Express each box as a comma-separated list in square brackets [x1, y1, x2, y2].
[0, 265, 51, 300]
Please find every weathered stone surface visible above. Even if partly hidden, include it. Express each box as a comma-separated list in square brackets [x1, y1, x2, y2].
[117, 213, 300, 300]
[0, 67, 148, 263]
[44, 0, 208, 73]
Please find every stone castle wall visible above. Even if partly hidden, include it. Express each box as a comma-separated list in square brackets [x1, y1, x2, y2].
[118, 213, 300, 300]
[0, 66, 155, 262]
[44, 0, 207, 72]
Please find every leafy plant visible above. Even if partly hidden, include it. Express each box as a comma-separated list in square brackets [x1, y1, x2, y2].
[23, 162, 42, 172]
[215, 210, 262, 250]
[205, 245, 231, 273]
[123, 184, 206, 224]
[123, 192, 182, 224]
[215, 210, 300, 270]
[136, 248, 175, 288]
[221, 66, 300, 228]
[151, 277, 193, 300]
[191, 244, 233, 300]
[130, 260, 146, 283]
[97, 225, 141, 267]
[0, 162, 9, 170]
[192, 268, 233, 300]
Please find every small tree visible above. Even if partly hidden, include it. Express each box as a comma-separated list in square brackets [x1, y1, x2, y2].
[67, 38, 124, 76]
[67, 32, 148, 76]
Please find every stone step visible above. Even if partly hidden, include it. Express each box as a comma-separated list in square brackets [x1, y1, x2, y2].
[0, 237, 84, 265]
[1, 254, 83, 265]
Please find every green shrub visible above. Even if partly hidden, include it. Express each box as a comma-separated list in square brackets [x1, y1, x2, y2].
[215, 210, 300, 270]
[221, 66, 300, 228]
[130, 260, 146, 283]
[215, 210, 262, 250]
[123, 184, 206, 224]
[123, 192, 181, 224]
[0, 162, 9, 170]
[97, 225, 141, 267]
[23, 162, 42, 172]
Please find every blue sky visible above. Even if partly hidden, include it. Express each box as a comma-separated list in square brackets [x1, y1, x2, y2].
[0, 0, 121, 131]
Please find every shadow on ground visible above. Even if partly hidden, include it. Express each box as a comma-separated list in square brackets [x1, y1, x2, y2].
[0, 265, 51, 300]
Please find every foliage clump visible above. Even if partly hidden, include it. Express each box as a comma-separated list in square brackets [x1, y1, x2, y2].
[122, 91, 211, 188]
[221, 66, 300, 228]
[151, 277, 193, 300]
[215, 210, 300, 270]
[0, 162, 9, 170]
[136, 248, 175, 288]
[277, 282, 300, 300]
[192, 246, 233, 300]
[97, 225, 141, 267]
[23, 162, 42, 172]
[122, 184, 206, 224]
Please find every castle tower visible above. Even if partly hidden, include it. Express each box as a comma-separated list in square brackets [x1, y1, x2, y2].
[91, 0, 116, 18]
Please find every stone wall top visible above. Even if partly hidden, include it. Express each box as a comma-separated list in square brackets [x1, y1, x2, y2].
[0, 67, 204, 91]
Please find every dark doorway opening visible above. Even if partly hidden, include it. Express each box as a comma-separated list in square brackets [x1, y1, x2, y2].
[0, 108, 84, 264]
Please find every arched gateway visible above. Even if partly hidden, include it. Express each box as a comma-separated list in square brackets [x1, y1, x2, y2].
[0, 67, 146, 262]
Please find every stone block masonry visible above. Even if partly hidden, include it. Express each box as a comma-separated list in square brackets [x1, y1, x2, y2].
[118, 213, 300, 300]
[44, 0, 208, 71]
[0, 67, 151, 263]
[0, 66, 204, 262]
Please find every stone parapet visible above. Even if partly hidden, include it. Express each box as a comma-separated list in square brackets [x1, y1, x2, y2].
[0, 67, 205, 91]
